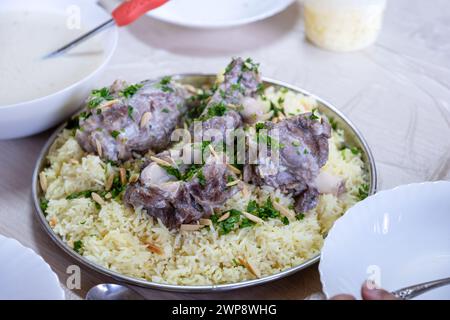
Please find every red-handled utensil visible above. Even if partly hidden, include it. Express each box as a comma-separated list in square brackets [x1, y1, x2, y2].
[44, 0, 169, 59]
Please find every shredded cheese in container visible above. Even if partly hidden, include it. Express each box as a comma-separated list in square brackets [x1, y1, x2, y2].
[302, 0, 387, 52]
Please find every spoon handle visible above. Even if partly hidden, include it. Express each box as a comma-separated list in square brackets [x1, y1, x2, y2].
[391, 277, 450, 300]
[112, 0, 169, 26]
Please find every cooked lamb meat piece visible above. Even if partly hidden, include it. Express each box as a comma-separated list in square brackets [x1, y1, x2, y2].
[124, 181, 204, 228]
[76, 78, 188, 162]
[186, 160, 239, 212]
[191, 58, 261, 144]
[244, 113, 331, 212]
[124, 157, 241, 229]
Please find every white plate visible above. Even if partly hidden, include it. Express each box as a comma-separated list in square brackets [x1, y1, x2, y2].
[0, 234, 65, 300]
[319, 181, 450, 300]
[147, 0, 294, 28]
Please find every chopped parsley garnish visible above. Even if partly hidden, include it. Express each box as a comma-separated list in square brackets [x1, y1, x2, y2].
[162, 108, 169, 113]
[127, 106, 134, 120]
[219, 89, 227, 99]
[87, 87, 114, 109]
[40, 199, 49, 216]
[357, 184, 369, 201]
[292, 141, 301, 147]
[270, 101, 283, 117]
[66, 190, 93, 200]
[282, 216, 290, 225]
[231, 83, 244, 94]
[329, 116, 338, 130]
[255, 122, 266, 132]
[309, 108, 320, 120]
[182, 164, 203, 181]
[350, 147, 360, 155]
[186, 89, 213, 120]
[110, 176, 126, 199]
[160, 164, 207, 184]
[161, 165, 182, 180]
[197, 170, 206, 186]
[111, 130, 121, 139]
[296, 213, 305, 220]
[241, 58, 260, 73]
[120, 83, 143, 98]
[247, 198, 281, 221]
[240, 218, 255, 228]
[277, 97, 285, 106]
[257, 83, 265, 95]
[304, 148, 309, 154]
[156, 76, 174, 93]
[73, 240, 83, 254]
[207, 102, 227, 117]
[214, 209, 242, 235]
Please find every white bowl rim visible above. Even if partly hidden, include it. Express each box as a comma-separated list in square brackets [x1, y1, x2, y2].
[319, 180, 450, 299]
[147, 0, 295, 29]
[0, 1, 118, 110]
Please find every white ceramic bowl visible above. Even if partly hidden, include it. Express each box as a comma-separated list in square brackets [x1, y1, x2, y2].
[0, 0, 117, 139]
[147, 0, 294, 28]
[320, 181, 450, 300]
[0, 234, 65, 299]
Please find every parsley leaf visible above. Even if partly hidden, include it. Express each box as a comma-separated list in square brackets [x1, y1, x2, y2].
[120, 83, 143, 98]
[87, 87, 113, 109]
[127, 106, 134, 120]
[40, 198, 49, 216]
[73, 240, 83, 254]
[111, 130, 121, 139]
[357, 184, 369, 201]
[309, 108, 320, 120]
[156, 76, 174, 93]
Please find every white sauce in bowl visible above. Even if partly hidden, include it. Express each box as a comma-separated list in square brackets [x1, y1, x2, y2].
[0, 10, 105, 106]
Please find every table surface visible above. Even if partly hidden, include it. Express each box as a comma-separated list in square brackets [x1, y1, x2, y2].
[1, 0, 449, 300]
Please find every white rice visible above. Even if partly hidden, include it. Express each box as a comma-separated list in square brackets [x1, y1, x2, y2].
[41, 87, 367, 285]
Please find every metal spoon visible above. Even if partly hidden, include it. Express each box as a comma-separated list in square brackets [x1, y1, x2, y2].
[391, 277, 450, 300]
[86, 283, 146, 300]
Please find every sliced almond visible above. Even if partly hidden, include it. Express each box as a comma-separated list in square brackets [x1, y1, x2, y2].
[49, 217, 57, 227]
[217, 212, 230, 222]
[99, 99, 119, 111]
[226, 179, 240, 187]
[140, 112, 152, 128]
[242, 211, 264, 224]
[150, 156, 172, 168]
[145, 242, 163, 255]
[242, 184, 249, 197]
[238, 257, 261, 278]
[208, 144, 220, 160]
[105, 174, 115, 191]
[91, 192, 105, 206]
[226, 164, 241, 175]
[129, 173, 139, 183]
[69, 159, 79, 165]
[183, 84, 198, 94]
[95, 139, 102, 157]
[199, 218, 212, 226]
[119, 167, 127, 185]
[180, 224, 205, 231]
[39, 172, 47, 192]
[272, 198, 295, 219]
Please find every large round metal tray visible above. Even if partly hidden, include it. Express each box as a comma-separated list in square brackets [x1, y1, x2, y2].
[32, 75, 377, 292]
